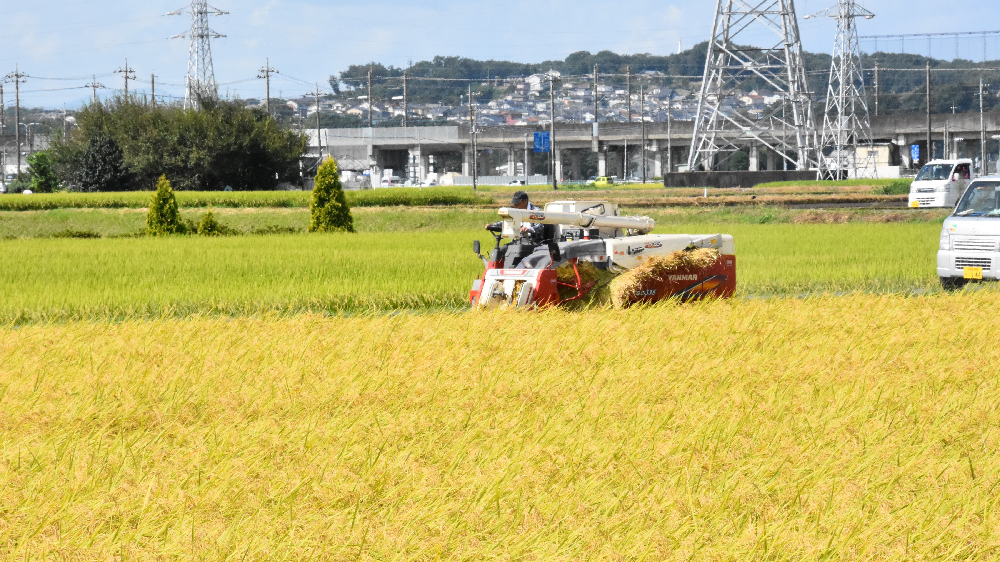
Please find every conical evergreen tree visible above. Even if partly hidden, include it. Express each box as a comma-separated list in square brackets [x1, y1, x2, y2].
[309, 157, 354, 233]
[146, 175, 182, 235]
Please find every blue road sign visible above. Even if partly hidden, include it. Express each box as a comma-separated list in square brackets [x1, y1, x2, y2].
[534, 132, 551, 153]
[911, 144, 920, 162]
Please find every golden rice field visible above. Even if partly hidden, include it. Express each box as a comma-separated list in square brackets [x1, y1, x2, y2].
[3, 293, 1000, 560]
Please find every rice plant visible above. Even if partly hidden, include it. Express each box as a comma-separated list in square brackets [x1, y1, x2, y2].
[2, 293, 999, 559]
[0, 222, 946, 323]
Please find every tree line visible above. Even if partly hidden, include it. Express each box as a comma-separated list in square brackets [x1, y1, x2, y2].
[19, 97, 307, 193]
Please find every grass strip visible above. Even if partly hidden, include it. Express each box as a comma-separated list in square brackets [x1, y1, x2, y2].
[0, 188, 490, 211]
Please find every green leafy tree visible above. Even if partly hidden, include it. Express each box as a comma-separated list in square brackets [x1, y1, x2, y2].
[79, 135, 131, 192]
[147, 175, 183, 235]
[54, 97, 306, 192]
[309, 158, 354, 233]
[26, 151, 59, 193]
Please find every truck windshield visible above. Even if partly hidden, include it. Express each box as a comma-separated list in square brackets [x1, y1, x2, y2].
[954, 181, 1000, 216]
[915, 164, 954, 181]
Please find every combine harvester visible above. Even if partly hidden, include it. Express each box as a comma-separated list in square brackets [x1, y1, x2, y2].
[470, 201, 736, 309]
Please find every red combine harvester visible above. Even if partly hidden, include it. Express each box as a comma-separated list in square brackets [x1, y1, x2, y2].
[470, 201, 736, 309]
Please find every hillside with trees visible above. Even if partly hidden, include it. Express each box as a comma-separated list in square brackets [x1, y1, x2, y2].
[328, 45, 1000, 117]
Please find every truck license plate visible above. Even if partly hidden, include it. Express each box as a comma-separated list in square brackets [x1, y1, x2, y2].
[910, 201, 920, 208]
[964, 267, 983, 280]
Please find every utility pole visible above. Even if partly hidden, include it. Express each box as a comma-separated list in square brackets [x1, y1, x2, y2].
[257, 59, 278, 115]
[666, 105, 672, 174]
[624, 67, 631, 182]
[0, 84, 4, 137]
[640, 85, 646, 184]
[4, 66, 26, 177]
[873, 63, 880, 116]
[550, 73, 557, 190]
[367, 66, 373, 128]
[151, 74, 156, 107]
[315, 83, 323, 161]
[115, 58, 136, 100]
[593, 64, 599, 123]
[402, 70, 408, 127]
[626, 66, 632, 122]
[85, 75, 104, 103]
[926, 61, 932, 163]
[469, 84, 477, 191]
[981, 77, 987, 175]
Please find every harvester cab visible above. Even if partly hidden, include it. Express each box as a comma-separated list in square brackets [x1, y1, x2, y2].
[470, 200, 737, 309]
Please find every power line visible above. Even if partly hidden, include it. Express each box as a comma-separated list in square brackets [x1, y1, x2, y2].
[21, 86, 92, 93]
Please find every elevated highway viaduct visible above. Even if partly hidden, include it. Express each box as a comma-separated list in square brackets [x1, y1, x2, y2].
[307, 113, 1000, 183]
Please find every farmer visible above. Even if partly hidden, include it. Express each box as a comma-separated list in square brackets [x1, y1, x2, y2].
[486, 191, 544, 240]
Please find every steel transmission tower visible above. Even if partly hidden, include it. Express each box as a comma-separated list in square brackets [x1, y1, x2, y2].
[808, 1, 877, 179]
[689, 0, 818, 172]
[169, 1, 228, 109]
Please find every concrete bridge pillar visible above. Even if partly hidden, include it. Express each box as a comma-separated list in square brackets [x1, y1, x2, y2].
[749, 142, 760, 172]
[507, 145, 516, 177]
[408, 146, 426, 182]
[477, 150, 489, 176]
[570, 149, 582, 180]
[462, 148, 471, 177]
[897, 135, 913, 169]
[555, 149, 564, 182]
[598, 149, 607, 177]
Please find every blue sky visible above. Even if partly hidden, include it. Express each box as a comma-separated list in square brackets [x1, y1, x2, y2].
[1, 0, 996, 108]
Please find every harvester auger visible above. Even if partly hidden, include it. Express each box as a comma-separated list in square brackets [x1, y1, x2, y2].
[470, 201, 736, 309]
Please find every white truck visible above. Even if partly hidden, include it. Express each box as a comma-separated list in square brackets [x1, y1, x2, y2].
[937, 175, 1000, 289]
[909, 159, 973, 209]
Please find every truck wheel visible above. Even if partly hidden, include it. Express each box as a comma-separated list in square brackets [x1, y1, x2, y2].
[940, 277, 968, 291]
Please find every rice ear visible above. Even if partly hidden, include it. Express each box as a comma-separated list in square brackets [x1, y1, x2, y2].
[610, 248, 720, 308]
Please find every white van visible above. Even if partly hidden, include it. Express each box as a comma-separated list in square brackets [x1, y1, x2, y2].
[910, 159, 973, 208]
[937, 175, 1000, 289]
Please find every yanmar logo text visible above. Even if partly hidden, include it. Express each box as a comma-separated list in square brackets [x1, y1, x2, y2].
[529, 213, 545, 221]
[644, 242, 663, 249]
[668, 274, 699, 282]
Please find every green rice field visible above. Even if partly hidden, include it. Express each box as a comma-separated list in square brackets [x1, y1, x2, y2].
[0, 222, 945, 324]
